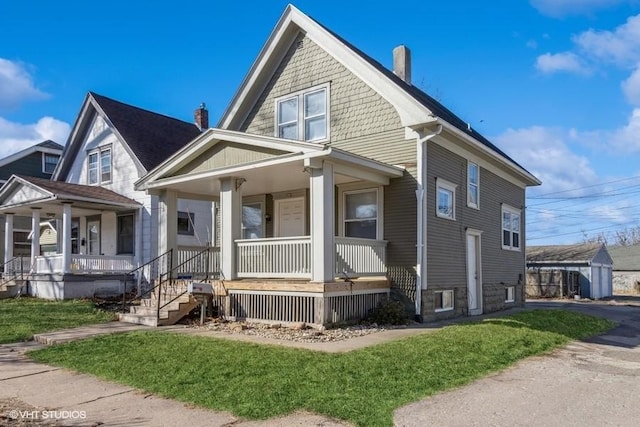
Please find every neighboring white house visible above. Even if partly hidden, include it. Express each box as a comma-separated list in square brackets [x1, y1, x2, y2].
[0, 93, 214, 299]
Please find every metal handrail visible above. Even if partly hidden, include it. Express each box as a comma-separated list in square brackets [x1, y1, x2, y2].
[0, 256, 27, 289]
[121, 249, 173, 312]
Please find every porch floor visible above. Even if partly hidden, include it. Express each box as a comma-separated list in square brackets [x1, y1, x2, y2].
[219, 276, 389, 294]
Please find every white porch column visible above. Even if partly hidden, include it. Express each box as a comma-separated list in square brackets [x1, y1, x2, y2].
[61, 203, 72, 274]
[220, 177, 242, 280]
[158, 190, 178, 271]
[30, 208, 41, 272]
[4, 213, 14, 266]
[309, 160, 334, 282]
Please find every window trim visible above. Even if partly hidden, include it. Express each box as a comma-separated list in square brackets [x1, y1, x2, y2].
[467, 161, 479, 209]
[505, 286, 515, 303]
[87, 146, 112, 185]
[274, 83, 330, 143]
[338, 184, 384, 240]
[42, 153, 60, 174]
[434, 289, 454, 312]
[502, 204, 521, 251]
[177, 211, 195, 236]
[436, 178, 457, 220]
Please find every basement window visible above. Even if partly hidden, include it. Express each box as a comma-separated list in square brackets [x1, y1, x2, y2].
[505, 286, 515, 303]
[434, 290, 454, 312]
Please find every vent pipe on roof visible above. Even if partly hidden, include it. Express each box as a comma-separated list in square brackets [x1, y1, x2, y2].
[393, 45, 412, 85]
[194, 103, 209, 131]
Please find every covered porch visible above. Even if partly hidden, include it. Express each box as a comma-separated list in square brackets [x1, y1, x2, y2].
[0, 176, 141, 299]
[136, 129, 404, 325]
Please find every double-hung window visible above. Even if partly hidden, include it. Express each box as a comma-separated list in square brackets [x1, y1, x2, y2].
[242, 202, 264, 239]
[88, 147, 111, 185]
[467, 161, 479, 209]
[177, 211, 195, 236]
[42, 153, 60, 174]
[436, 178, 457, 220]
[276, 85, 328, 142]
[502, 205, 521, 251]
[344, 189, 379, 239]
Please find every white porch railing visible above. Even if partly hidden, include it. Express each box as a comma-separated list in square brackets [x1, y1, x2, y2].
[235, 236, 387, 279]
[236, 237, 311, 278]
[176, 246, 221, 278]
[335, 237, 387, 277]
[35, 254, 135, 274]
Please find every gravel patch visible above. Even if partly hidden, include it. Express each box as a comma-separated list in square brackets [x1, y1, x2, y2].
[186, 319, 411, 343]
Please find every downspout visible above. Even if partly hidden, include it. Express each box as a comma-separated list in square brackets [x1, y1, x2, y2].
[415, 123, 442, 322]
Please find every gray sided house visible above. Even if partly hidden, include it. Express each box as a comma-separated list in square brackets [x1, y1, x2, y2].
[0, 93, 213, 299]
[608, 245, 640, 295]
[0, 141, 63, 268]
[134, 5, 540, 326]
[527, 244, 613, 299]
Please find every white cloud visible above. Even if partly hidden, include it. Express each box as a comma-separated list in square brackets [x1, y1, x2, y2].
[530, 0, 628, 18]
[578, 107, 640, 151]
[0, 58, 49, 110]
[573, 14, 640, 66]
[535, 52, 591, 74]
[0, 116, 69, 158]
[622, 68, 640, 104]
[493, 126, 598, 195]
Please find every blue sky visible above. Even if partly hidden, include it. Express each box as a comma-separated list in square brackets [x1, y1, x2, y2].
[2, 0, 640, 245]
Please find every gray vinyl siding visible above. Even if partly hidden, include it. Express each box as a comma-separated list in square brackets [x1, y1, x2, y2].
[235, 33, 418, 273]
[425, 141, 525, 318]
[0, 152, 53, 181]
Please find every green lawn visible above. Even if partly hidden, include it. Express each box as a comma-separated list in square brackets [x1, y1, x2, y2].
[0, 298, 115, 344]
[28, 310, 613, 426]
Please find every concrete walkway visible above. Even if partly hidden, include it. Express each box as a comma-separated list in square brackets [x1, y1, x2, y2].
[1, 299, 638, 426]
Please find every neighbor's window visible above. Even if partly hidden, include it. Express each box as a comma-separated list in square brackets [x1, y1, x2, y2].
[344, 189, 378, 239]
[502, 205, 521, 251]
[467, 161, 479, 209]
[88, 147, 111, 184]
[242, 203, 263, 239]
[276, 85, 328, 142]
[505, 286, 515, 303]
[42, 153, 60, 174]
[117, 213, 135, 254]
[435, 290, 454, 312]
[177, 211, 195, 236]
[436, 178, 457, 220]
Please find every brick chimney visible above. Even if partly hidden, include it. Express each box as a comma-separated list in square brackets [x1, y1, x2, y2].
[194, 103, 209, 131]
[393, 45, 412, 85]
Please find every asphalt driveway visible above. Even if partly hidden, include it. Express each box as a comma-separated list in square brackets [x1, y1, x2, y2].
[394, 298, 640, 427]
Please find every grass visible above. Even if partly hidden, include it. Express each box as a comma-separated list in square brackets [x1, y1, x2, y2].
[28, 309, 613, 427]
[0, 298, 115, 344]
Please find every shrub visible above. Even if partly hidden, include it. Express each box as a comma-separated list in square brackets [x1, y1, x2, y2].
[365, 298, 409, 325]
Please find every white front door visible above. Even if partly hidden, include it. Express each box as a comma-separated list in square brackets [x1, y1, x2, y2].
[466, 232, 483, 315]
[275, 197, 305, 237]
[87, 219, 100, 255]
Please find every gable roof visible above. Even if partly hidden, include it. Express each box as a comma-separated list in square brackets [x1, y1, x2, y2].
[0, 175, 141, 213]
[0, 140, 64, 169]
[607, 245, 640, 271]
[218, 5, 539, 187]
[527, 244, 612, 265]
[54, 92, 202, 180]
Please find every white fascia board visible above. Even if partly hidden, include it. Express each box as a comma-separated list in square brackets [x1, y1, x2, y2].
[327, 148, 405, 178]
[52, 94, 94, 181]
[435, 119, 541, 187]
[0, 196, 57, 211]
[136, 128, 325, 190]
[0, 176, 54, 201]
[0, 145, 62, 169]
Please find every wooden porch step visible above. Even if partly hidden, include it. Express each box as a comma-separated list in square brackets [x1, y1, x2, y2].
[119, 294, 200, 326]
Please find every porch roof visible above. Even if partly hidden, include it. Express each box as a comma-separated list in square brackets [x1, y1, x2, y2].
[135, 128, 405, 197]
[0, 175, 142, 215]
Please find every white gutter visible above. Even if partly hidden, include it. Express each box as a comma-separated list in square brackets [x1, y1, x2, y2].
[415, 124, 442, 321]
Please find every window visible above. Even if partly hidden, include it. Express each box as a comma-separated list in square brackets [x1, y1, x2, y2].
[468, 161, 479, 209]
[344, 189, 378, 239]
[242, 203, 263, 239]
[435, 290, 454, 312]
[88, 147, 111, 185]
[71, 219, 79, 254]
[502, 205, 521, 251]
[177, 211, 195, 236]
[13, 231, 31, 257]
[117, 214, 135, 254]
[276, 85, 328, 142]
[42, 153, 60, 174]
[436, 178, 457, 220]
[505, 286, 515, 303]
